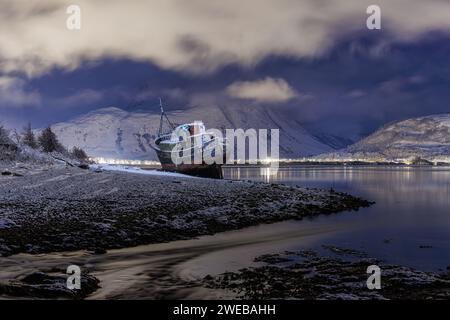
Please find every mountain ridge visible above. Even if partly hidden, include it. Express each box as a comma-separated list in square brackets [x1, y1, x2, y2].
[315, 113, 450, 162]
[50, 105, 339, 160]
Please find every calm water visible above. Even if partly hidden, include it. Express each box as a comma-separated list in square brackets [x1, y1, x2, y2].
[222, 165, 450, 271]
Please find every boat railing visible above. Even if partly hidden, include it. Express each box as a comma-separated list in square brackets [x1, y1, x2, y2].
[156, 136, 228, 153]
[158, 132, 229, 143]
[156, 133, 173, 141]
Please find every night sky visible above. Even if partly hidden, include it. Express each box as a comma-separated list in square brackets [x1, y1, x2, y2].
[1, 0, 450, 142]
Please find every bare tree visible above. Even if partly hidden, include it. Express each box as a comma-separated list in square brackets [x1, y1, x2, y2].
[11, 129, 21, 145]
[0, 125, 12, 145]
[38, 127, 63, 153]
[0, 125, 17, 160]
[22, 122, 38, 149]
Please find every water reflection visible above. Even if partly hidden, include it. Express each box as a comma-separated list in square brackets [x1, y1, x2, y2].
[224, 165, 450, 270]
[225, 166, 450, 207]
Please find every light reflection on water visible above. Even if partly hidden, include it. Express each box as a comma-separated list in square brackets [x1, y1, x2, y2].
[223, 165, 450, 271]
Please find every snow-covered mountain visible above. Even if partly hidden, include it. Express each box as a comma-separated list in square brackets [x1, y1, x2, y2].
[316, 114, 450, 162]
[50, 105, 337, 160]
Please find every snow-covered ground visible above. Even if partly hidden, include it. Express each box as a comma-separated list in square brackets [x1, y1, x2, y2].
[90, 164, 194, 178]
[0, 166, 371, 256]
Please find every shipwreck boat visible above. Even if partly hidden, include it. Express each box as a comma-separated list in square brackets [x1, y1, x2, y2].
[151, 100, 228, 179]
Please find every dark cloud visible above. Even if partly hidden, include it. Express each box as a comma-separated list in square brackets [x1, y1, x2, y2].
[1, 1, 450, 142]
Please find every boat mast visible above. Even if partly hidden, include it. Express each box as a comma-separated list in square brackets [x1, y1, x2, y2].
[158, 98, 164, 136]
[158, 98, 174, 137]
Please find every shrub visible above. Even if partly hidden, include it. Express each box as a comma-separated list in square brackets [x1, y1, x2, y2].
[71, 146, 89, 162]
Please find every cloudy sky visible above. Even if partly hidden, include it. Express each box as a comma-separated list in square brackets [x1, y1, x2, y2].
[1, 0, 450, 140]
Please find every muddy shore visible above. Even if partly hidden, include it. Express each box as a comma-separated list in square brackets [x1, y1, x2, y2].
[203, 247, 450, 300]
[0, 166, 372, 257]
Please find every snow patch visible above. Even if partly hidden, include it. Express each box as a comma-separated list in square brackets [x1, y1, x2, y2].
[316, 113, 450, 162]
[90, 164, 194, 178]
[50, 105, 334, 160]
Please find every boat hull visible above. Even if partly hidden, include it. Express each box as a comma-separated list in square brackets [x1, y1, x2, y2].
[160, 162, 223, 179]
[154, 142, 225, 179]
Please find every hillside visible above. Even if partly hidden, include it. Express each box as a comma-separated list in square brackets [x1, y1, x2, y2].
[50, 105, 338, 160]
[315, 114, 450, 163]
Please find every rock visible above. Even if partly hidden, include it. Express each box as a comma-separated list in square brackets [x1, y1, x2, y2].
[254, 253, 292, 264]
[1, 171, 23, 177]
[0, 270, 100, 299]
[322, 245, 368, 258]
[204, 249, 450, 300]
[89, 248, 107, 255]
[78, 164, 90, 170]
[21, 272, 54, 284]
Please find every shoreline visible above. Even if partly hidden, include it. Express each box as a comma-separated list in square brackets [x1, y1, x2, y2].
[203, 247, 450, 300]
[0, 165, 372, 257]
[2, 225, 448, 300]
